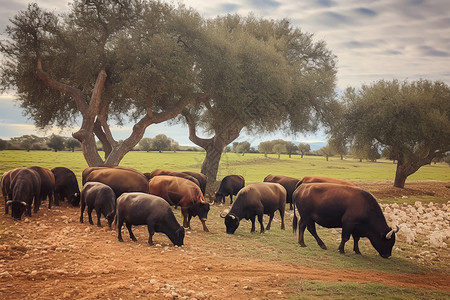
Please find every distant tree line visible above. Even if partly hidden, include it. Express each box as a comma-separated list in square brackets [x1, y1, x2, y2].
[0, 134, 81, 152]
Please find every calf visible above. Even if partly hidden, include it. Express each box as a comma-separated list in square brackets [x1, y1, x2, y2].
[115, 192, 185, 246]
[8, 168, 41, 220]
[215, 175, 245, 204]
[292, 183, 398, 258]
[80, 182, 116, 227]
[220, 182, 286, 234]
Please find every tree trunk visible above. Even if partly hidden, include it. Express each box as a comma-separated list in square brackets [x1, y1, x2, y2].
[394, 162, 421, 188]
[200, 140, 225, 182]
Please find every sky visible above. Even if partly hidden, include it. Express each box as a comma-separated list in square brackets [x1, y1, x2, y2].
[0, 0, 449, 148]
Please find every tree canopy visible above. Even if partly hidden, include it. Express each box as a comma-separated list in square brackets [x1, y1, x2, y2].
[340, 79, 450, 187]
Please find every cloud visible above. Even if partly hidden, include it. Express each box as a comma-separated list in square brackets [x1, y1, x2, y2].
[418, 45, 450, 57]
[354, 7, 377, 17]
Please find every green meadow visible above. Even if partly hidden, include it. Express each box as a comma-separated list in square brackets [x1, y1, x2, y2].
[1, 150, 449, 299]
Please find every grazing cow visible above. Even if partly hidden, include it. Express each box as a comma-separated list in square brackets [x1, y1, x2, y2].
[263, 174, 300, 210]
[215, 175, 245, 204]
[82, 165, 145, 185]
[220, 182, 286, 234]
[182, 171, 207, 196]
[29, 166, 55, 209]
[8, 168, 41, 220]
[115, 192, 185, 246]
[52, 167, 81, 206]
[2, 168, 23, 214]
[148, 175, 210, 232]
[292, 183, 399, 258]
[298, 176, 355, 187]
[85, 167, 148, 198]
[80, 182, 116, 227]
[143, 169, 175, 181]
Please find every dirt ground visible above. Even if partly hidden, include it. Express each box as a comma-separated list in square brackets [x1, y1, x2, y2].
[0, 181, 449, 299]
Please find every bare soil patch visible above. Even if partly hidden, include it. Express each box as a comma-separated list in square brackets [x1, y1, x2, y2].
[1, 181, 449, 299]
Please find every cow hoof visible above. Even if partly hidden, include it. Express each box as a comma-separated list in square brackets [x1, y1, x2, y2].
[118, 238, 124, 242]
[320, 245, 328, 250]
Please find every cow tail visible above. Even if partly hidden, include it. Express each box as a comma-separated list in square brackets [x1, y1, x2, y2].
[292, 197, 298, 234]
[112, 206, 119, 230]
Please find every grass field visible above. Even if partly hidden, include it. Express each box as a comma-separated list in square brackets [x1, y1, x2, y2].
[1, 150, 449, 299]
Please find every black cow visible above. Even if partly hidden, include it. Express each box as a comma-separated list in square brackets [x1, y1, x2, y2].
[215, 175, 245, 204]
[263, 174, 300, 210]
[292, 183, 399, 258]
[52, 167, 81, 206]
[8, 168, 41, 220]
[114, 192, 185, 246]
[29, 166, 55, 209]
[2, 168, 23, 214]
[80, 182, 116, 227]
[220, 182, 286, 234]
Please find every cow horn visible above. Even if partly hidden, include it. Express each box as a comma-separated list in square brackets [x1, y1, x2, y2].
[6, 200, 12, 206]
[20, 201, 27, 206]
[220, 209, 230, 218]
[385, 225, 399, 240]
[74, 193, 79, 197]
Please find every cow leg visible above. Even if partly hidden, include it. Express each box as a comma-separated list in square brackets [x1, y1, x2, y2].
[306, 221, 327, 250]
[279, 208, 285, 230]
[200, 217, 209, 232]
[117, 216, 124, 242]
[266, 212, 274, 231]
[257, 214, 265, 233]
[352, 233, 361, 254]
[80, 200, 86, 223]
[298, 218, 307, 247]
[338, 225, 353, 254]
[126, 222, 137, 241]
[4, 198, 8, 215]
[250, 215, 256, 233]
[229, 195, 233, 205]
[33, 195, 40, 213]
[96, 210, 102, 227]
[147, 224, 155, 245]
[26, 202, 32, 217]
[87, 207, 94, 225]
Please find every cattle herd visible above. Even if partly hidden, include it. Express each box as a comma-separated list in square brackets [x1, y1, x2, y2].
[1, 165, 400, 259]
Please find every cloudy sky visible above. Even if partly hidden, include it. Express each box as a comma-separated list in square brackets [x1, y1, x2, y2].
[0, 0, 449, 147]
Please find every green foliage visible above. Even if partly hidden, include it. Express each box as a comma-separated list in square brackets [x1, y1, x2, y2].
[152, 134, 171, 153]
[65, 138, 81, 152]
[47, 134, 65, 152]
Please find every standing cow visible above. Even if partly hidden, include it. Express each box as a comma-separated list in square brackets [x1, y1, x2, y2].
[52, 167, 81, 206]
[85, 167, 149, 198]
[292, 183, 399, 258]
[298, 176, 355, 187]
[182, 171, 207, 196]
[148, 175, 210, 232]
[8, 168, 41, 220]
[2, 168, 23, 214]
[80, 182, 116, 227]
[215, 175, 245, 204]
[29, 166, 55, 209]
[263, 174, 300, 210]
[220, 182, 286, 234]
[115, 192, 185, 246]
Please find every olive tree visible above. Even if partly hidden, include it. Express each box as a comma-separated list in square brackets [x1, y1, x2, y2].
[181, 15, 337, 181]
[0, 1, 205, 166]
[341, 80, 450, 188]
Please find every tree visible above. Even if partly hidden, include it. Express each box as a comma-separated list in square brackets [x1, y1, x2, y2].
[297, 143, 311, 158]
[341, 79, 450, 188]
[285, 142, 298, 158]
[0, 1, 206, 166]
[258, 141, 273, 158]
[236, 141, 251, 156]
[47, 134, 65, 152]
[169, 138, 180, 152]
[272, 143, 287, 159]
[0, 139, 7, 150]
[152, 134, 171, 153]
[328, 135, 347, 160]
[318, 144, 334, 161]
[139, 138, 153, 152]
[66, 138, 81, 152]
[181, 15, 337, 181]
[9, 135, 41, 151]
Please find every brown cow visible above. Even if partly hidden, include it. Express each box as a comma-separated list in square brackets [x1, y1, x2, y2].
[292, 183, 398, 258]
[148, 175, 210, 232]
[82, 166, 145, 185]
[299, 176, 355, 186]
[143, 169, 175, 181]
[85, 168, 149, 198]
[264, 174, 300, 210]
[182, 171, 207, 196]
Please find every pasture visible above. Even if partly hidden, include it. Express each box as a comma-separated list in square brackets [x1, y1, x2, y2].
[0, 150, 449, 299]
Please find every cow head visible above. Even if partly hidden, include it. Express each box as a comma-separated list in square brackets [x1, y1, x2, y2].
[106, 211, 116, 228]
[7, 200, 27, 220]
[224, 214, 240, 234]
[198, 202, 210, 221]
[169, 226, 185, 246]
[70, 192, 81, 207]
[215, 192, 225, 204]
[370, 225, 399, 258]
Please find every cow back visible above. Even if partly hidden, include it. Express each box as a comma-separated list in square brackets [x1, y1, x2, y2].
[148, 175, 205, 206]
[86, 168, 148, 197]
